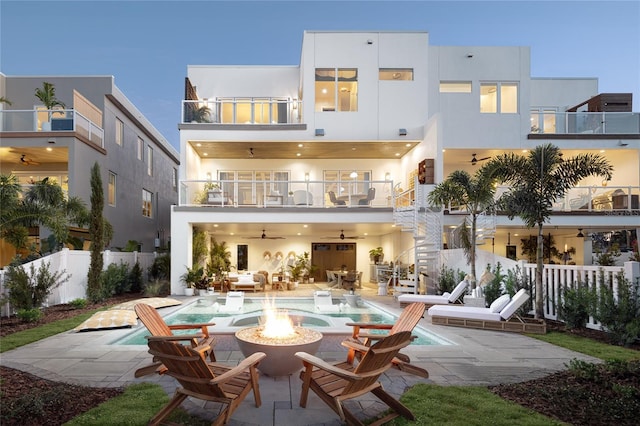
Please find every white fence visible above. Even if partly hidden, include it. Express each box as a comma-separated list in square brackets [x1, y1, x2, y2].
[437, 248, 639, 330]
[0, 248, 158, 317]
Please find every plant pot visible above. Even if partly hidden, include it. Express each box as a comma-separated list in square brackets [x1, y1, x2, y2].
[288, 282, 295, 290]
[309, 277, 315, 283]
[184, 288, 195, 296]
[41, 121, 51, 131]
[198, 289, 208, 296]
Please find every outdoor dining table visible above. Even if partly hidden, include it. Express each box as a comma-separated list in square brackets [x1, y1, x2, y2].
[336, 194, 367, 205]
[330, 270, 352, 288]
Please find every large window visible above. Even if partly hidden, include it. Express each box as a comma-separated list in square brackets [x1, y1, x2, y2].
[115, 118, 123, 146]
[439, 81, 472, 93]
[172, 167, 178, 189]
[315, 68, 358, 112]
[108, 172, 116, 206]
[142, 189, 153, 218]
[530, 108, 558, 133]
[323, 170, 371, 198]
[218, 170, 290, 206]
[480, 82, 518, 113]
[379, 68, 413, 81]
[146, 146, 153, 176]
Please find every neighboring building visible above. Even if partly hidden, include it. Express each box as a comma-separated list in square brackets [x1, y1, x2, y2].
[172, 31, 639, 295]
[0, 74, 179, 266]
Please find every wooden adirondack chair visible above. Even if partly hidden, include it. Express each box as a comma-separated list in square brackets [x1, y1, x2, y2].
[344, 302, 428, 378]
[146, 336, 266, 426]
[295, 331, 416, 426]
[134, 303, 216, 377]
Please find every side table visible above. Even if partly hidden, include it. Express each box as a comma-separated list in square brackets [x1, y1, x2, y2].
[463, 295, 486, 308]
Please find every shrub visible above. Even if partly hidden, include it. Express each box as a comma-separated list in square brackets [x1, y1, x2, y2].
[144, 279, 170, 297]
[504, 265, 533, 312]
[149, 254, 170, 281]
[68, 298, 87, 309]
[100, 262, 130, 298]
[557, 282, 595, 330]
[16, 308, 43, 323]
[128, 261, 143, 294]
[436, 264, 465, 295]
[4, 261, 70, 311]
[592, 272, 640, 347]
[482, 263, 506, 306]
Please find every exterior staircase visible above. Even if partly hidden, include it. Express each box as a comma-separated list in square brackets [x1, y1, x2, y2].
[391, 182, 442, 295]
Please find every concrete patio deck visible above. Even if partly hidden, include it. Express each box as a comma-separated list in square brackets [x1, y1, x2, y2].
[0, 282, 599, 425]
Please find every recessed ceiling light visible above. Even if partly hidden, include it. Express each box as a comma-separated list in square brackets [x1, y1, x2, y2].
[600, 149, 605, 153]
[196, 143, 201, 147]
[406, 143, 411, 147]
[46, 147, 52, 151]
[352, 147, 356, 151]
[213, 224, 218, 227]
[230, 232, 234, 236]
[303, 224, 308, 228]
[296, 153, 301, 156]
[297, 232, 301, 236]
[364, 233, 368, 236]
[442, 149, 446, 152]
[298, 143, 303, 147]
[395, 153, 400, 156]
[203, 153, 208, 156]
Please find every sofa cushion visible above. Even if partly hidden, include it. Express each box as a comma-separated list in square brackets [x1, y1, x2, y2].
[489, 294, 511, 313]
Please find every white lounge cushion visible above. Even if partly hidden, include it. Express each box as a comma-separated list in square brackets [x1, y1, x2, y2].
[398, 294, 450, 305]
[500, 289, 530, 320]
[447, 280, 469, 303]
[428, 305, 501, 322]
[489, 294, 511, 313]
[74, 310, 138, 332]
[219, 291, 245, 313]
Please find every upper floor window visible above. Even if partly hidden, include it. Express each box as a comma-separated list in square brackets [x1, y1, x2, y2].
[379, 68, 413, 81]
[315, 68, 358, 112]
[108, 172, 116, 206]
[146, 146, 153, 176]
[439, 81, 472, 93]
[142, 189, 153, 218]
[172, 167, 178, 189]
[530, 108, 558, 133]
[137, 137, 144, 160]
[480, 82, 518, 113]
[115, 118, 124, 146]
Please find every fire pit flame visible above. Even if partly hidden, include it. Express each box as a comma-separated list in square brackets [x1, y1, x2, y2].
[259, 297, 295, 339]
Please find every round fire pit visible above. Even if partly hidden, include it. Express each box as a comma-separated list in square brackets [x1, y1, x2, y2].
[235, 326, 323, 376]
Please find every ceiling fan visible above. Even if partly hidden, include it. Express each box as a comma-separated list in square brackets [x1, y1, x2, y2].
[323, 230, 364, 240]
[470, 153, 490, 166]
[244, 229, 285, 240]
[20, 154, 40, 166]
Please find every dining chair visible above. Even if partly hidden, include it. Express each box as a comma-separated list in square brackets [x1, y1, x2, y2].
[358, 187, 376, 205]
[328, 191, 346, 206]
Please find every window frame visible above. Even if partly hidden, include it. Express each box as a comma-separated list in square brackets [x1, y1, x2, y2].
[315, 68, 358, 112]
[439, 81, 472, 93]
[146, 145, 153, 176]
[108, 171, 116, 206]
[379, 68, 414, 81]
[137, 137, 144, 160]
[115, 118, 124, 146]
[142, 188, 153, 218]
[480, 82, 518, 114]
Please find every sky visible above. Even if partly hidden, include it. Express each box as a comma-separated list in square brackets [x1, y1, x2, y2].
[1, 0, 639, 151]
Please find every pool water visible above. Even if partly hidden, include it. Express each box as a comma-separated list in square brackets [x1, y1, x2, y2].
[113, 297, 452, 347]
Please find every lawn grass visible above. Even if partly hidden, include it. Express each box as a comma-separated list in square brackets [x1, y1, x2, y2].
[64, 383, 209, 426]
[0, 310, 106, 353]
[530, 331, 640, 362]
[388, 384, 567, 426]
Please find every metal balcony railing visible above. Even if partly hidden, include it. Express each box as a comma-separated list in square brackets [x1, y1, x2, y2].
[178, 179, 394, 208]
[530, 111, 640, 134]
[0, 109, 104, 148]
[182, 98, 302, 125]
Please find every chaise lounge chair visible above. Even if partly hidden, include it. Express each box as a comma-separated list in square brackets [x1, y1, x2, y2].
[398, 279, 468, 308]
[314, 290, 341, 313]
[428, 288, 546, 334]
[295, 331, 416, 426]
[218, 291, 245, 313]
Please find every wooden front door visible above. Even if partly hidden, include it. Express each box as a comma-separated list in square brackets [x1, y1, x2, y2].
[311, 243, 356, 282]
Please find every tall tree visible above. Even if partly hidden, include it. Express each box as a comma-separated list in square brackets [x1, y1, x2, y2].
[87, 163, 105, 302]
[427, 169, 496, 281]
[481, 144, 613, 318]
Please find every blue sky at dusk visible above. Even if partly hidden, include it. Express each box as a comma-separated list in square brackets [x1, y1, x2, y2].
[2, 0, 638, 150]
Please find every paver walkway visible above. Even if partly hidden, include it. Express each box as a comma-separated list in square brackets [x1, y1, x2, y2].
[0, 282, 598, 425]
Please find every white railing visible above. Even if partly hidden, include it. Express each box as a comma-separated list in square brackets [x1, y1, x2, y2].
[0, 109, 104, 148]
[0, 248, 158, 317]
[178, 179, 394, 208]
[182, 98, 303, 125]
[439, 248, 640, 330]
[530, 111, 640, 134]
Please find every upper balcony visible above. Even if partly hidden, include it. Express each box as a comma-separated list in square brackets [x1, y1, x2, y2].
[529, 111, 640, 138]
[0, 109, 104, 148]
[181, 99, 303, 127]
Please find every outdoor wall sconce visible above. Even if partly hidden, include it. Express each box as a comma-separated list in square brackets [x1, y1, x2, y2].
[315, 128, 325, 136]
[399, 128, 407, 136]
[304, 172, 310, 181]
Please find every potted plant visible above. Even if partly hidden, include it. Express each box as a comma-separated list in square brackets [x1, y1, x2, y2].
[207, 238, 231, 282]
[35, 81, 66, 131]
[180, 265, 204, 296]
[369, 247, 384, 264]
[191, 105, 212, 123]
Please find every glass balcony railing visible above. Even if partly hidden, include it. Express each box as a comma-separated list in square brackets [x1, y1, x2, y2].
[0, 109, 104, 148]
[182, 98, 303, 125]
[530, 111, 640, 135]
[178, 179, 394, 208]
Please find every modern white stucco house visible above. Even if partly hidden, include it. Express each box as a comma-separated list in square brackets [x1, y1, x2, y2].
[171, 30, 639, 295]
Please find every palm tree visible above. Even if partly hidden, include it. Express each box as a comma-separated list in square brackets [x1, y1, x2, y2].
[481, 144, 612, 318]
[427, 169, 496, 282]
[0, 96, 12, 105]
[35, 82, 66, 126]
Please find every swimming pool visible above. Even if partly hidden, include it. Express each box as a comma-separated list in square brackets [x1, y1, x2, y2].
[113, 296, 453, 346]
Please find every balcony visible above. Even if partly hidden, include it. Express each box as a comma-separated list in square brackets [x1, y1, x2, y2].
[0, 109, 104, 148]
[529, 111, 640, 136]
[181, 98, 302, 125]
[178, 179, 394, 208]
